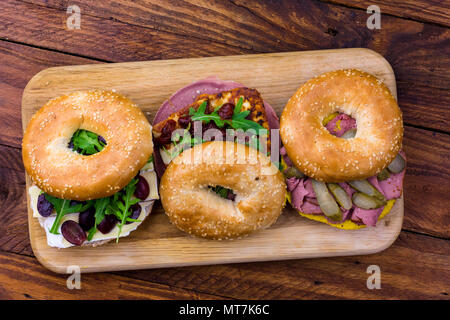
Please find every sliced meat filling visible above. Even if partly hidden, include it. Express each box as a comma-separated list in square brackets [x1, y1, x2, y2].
[283, 113, 405, 226]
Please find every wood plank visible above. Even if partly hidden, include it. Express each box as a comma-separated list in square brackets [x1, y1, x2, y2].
[2, 0, 449, 132]
[321, 0, 450, 27]
[0, 145, 32, 256]
[0, 250, 224, 299]
[402, 126, 450, 238]
[116, 231, 450, 299]
[0, 0, 251, 62]
[0, 40, 97, 148]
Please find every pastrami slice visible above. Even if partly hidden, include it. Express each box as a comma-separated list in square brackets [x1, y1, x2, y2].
[283, 147, 406, 227]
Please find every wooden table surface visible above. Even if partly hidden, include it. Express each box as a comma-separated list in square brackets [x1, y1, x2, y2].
[0, 0, 448, 300]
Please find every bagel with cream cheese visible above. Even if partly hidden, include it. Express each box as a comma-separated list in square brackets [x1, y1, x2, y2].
[23, 90, 159, 248]
[279, 69, 406, 229]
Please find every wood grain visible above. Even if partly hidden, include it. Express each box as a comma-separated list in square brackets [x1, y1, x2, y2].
[1, 0, 449, 132]
[0, 250, 224, 299]
[0, 0, 250, 62]
[117, 231, 450, 299]
[0, 145, 32, 256]
[22, 49, 405, 273]
[402, 126, 450, 238]
[322, 0, 450, 26]
[0, 40, 98, 148]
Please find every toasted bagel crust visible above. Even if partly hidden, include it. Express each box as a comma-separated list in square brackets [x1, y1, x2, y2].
[22, 90, 153, 200]
[280, 69, 403, 182]
[160, 141, 286, 239]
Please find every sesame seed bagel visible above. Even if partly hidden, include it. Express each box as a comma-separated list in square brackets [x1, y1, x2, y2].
[22, 90, 153, 200]
[160, 141, 286, 240]
[280, 69, 403, 182]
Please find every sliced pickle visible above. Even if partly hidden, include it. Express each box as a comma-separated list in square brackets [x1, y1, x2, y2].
[377, 168, 390, 181]
[341, 128, 357, 139]
[327, 183, 352, 210]
[387, 153, 406, 174]
[348, 179, 386, 201]
[311, 180, 342, 221]
[284, 166, 305, 179]
[322, 112, 339, 126]
[352, 192, 386, 210]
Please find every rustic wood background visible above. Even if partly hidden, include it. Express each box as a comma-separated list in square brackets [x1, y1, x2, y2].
[0, 0, 448, 299]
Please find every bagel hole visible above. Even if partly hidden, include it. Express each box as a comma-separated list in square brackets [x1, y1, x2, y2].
[68, 129, 107, 155]
[208, 185, 236, 201]
[323, 112, 357, 138]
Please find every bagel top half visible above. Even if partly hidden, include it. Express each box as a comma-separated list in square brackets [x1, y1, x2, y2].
[280, 69, 403, 182]
[160, 141, 286, 240]
[22, 90, 153, 200]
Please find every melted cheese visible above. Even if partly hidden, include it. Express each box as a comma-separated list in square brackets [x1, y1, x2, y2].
[140, 170, 159, 200]
[29, 185, 46, 218]
[160, 147, 174, 165]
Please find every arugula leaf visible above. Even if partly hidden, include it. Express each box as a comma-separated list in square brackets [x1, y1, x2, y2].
[44, 175, 144, 242]
[87, 197, 110, 241]
[226, 118, 266, 132]
[190, 101, 225, 127]
[189, 97, 267, 133]
[225, 97, 267, 132]
[45, 194, 92, 234]
[209, 185, 233, 199]
[71, 129, 106, 155]
[116, 178, 140, 242]
[233, 96, 244, 114]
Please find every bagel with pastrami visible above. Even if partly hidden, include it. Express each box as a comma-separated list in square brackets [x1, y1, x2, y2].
[153, 78, 286, 239]
[279, 69, 406, 229]
[23, 90, 159, 248]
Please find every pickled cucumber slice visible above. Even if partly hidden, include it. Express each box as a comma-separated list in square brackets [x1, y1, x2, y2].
[327, 183, 352, 210]
[311, 180, 342, 221]
[341, 128, 356, 139]
[387, 153, 406, 173]
[284, 166, 305, 179]
[377, 168, 390, 181]
[322, 112, 339, 126]
[352, 192, 387, 210]
[348, 179, 386, 201]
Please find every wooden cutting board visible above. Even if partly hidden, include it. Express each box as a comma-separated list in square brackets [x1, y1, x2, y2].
[22, 48, 404, 274]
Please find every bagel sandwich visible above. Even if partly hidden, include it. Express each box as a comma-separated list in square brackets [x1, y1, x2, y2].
[279, 70, 406, 229]
[23, 90, 159, 248]
[153, 77, 286, 238]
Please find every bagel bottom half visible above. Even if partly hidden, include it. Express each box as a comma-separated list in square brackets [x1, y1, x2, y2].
[281, 158, 396, 230]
